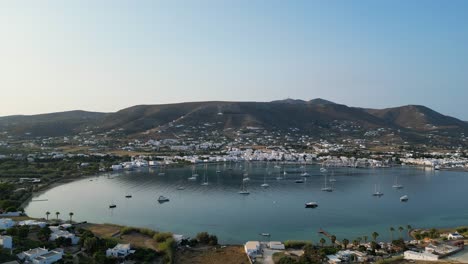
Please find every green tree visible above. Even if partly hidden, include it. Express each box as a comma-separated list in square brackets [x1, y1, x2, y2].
[330, 235, 337, 246]
[342, 239, 349, 249]
[69, 212, 74, 223]
[319, 238, 326, 247]
[372, 232, 379, 242]
[55, 211, 60, 220]
[363, 236, 368, 243]
[390, 227, 395, 240]
[196, 232, 210, 244]
[37, 226, 52, 242]
[46, 211, 50, 221]
[84, 237, 98, 253]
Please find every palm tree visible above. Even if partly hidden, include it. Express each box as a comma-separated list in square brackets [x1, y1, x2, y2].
[398, 226, 404, 239]
[319, 238, 326, 247]
[357, 237, 362, 245]
[353, 240, 359, 247]
[46, 211, 50, 221]
[363, 236, 368, 243]
[342, 239, 349, 249]
[330, 235, 337, 246]
[390, 227, 395, 241]
[55, 211, 60, 220]
[69, 212, 74, 223]
[372, 232, 379, 242]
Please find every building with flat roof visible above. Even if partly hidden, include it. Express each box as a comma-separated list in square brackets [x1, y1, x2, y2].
[106, 243, 135, 258]
[0, 235, 13, 249]
[0, 218, 15, 230]
[244, 241, 260, 257]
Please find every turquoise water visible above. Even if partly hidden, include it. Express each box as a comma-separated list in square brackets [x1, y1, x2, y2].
[24, 163, 468, 244]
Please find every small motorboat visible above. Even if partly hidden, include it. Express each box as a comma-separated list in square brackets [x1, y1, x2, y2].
[109, 204, 117, 209]
[176, 186, 185, 190]
[238, 190, 250, 195]
[400, 195, 409, 202]
[125, 195, 132, 198]
[260, 183, 270, 188]
[260, 233, 271, 237]
[305, 202, 318, 208]
[295, 179, 305, 183]
[372, 192, 384, 197]
[157, 196, 170, 203]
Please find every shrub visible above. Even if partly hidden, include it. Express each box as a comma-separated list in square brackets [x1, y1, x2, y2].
[284, 240, 312, 249]
[154, 232, 173, 243]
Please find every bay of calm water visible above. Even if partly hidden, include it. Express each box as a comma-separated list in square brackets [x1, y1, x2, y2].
[24, 163, 468, 244]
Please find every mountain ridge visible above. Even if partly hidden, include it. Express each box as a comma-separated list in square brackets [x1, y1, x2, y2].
[0, 99, 466, 145]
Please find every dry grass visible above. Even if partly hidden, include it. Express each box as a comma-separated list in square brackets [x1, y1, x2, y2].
[83, 223, 122, 238]
[175, 246, 250, 264]
[121, 232, 158, 251]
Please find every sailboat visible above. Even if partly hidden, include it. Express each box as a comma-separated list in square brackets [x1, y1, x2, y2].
[372, 184, 384, 197]
[329, 171, 337, 182]
[158, 165, 166, 176]
[301, 162, 310, 177]
[216, 163, 221, 173]
[321, 173, 333, 192]
[188, 165, 198, 180]
[239, 179, 250, 195]
[201, 164, 209, 186]
[261, 166, 270, 188]
[392, 176, 403, 189]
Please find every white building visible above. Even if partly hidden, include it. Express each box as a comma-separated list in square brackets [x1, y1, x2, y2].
[0, 218, 15, 230]
[0, 235, 13, 249]
[106, 243, 135, 258]
[49, 226, 80, 245]
[448, 232, 464, 240]
[18, 248, 63, 264]
[18, 220, 47, 228]
[268, 241, 285, 250]
[404, 250, 439, 261]
[111, 164, 123, 171]
[32, 249, 64, 264]
[244, 241, 260, 257]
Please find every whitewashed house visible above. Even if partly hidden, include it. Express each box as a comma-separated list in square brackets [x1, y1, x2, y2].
[448, 232, 464, 240]
[0, 218, 15, 229]
[244, 241, 260, 257]
[0, 235, 13, 249]
[106, 243, 135, 258]
[17, 248, 63, 264]
[49, 226, 80, 245]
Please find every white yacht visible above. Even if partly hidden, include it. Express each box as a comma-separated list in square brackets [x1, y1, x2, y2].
[400, 195, 409, 202]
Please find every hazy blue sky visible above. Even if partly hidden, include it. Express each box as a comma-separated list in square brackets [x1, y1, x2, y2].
[1, 1, 467, 119]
